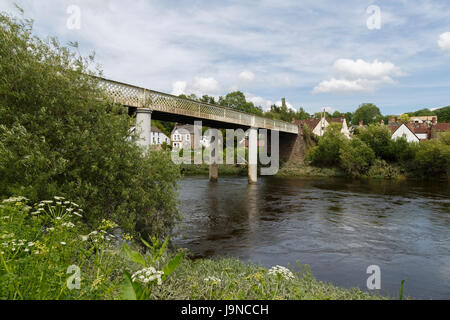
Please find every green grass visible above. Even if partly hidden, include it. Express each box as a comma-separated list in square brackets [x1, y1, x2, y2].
[150, 257, 387, 300]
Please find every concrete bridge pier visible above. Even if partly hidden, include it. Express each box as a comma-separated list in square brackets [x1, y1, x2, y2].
[209, 163, 219, 182]
[136, 108, 153, 152]
[248, 127, 258, 184]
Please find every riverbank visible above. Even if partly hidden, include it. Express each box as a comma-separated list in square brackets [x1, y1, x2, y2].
[149, 256, 387, 300]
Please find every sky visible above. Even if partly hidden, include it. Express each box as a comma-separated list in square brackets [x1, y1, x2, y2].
[1, 0, 450, 115]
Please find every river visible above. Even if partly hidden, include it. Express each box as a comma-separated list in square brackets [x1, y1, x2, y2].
[174, 176, 450, 299]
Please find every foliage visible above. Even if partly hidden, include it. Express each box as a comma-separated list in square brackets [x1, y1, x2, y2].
[352, 103, 382, 125]
[366, 159, 401, 179]
[357, 125, 394, 161]
[399, 114, 410, 123]
[0, 12, 181, 237]
[410, 139, 450, 177]
[339, 138, 375, 177]
[306, 124, 347, 166]
[121, 237, 183, 300]
[0, 196, 125, 300]
[434, 106, 450, 123]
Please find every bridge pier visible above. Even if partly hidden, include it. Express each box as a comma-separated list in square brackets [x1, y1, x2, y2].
[209, 163, 219, 182]
[135, 108, 152, 152]
[248, 127, 258, 184]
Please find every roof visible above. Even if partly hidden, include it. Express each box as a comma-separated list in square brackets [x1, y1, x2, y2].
[172, 124, 195, 134]
[293, 119, 321, 129]
[389, 124, 420, 140]
[327, 117, 346, 124]
[432, 123, 450, 132]
[387, 125, 401, 134]
[151, 126, 163, 133]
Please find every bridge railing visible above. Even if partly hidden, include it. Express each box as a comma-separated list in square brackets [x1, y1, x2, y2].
[97, 77, 298, 134]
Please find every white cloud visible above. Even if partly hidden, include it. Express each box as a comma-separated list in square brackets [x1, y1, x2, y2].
[313, 59, 403, 94]
[245, 93, 273, 111]
[239, 71, 255, 82]
[333, 59, 404, 80]
[438, 32, 450, 51]
[275, 100, 296, 111]
[172, 77, 220, 96]
[171, 81, 187, 96]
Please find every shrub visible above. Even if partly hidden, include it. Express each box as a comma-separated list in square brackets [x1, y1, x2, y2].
[306, 124, 347, 166]
[411, 139, 450, 177]
[366, 159, 401, 179]
[0, 12, 180, 237]
[357, 125, 393, 160]
[387, 137, 417, 163]
[339, 138, 375, 177]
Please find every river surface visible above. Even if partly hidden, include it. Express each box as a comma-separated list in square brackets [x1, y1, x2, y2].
[174, 176, 450, 299]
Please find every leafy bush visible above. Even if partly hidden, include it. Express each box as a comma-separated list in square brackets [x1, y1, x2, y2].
[387, 137, 417, 163]
[357, 125, 393, 160]
[366, 159, 401, 179]
[410, 139, 450, 177]
[0, 12, 180, 237]
[306, 124, 346, 166]
[339, 138, 375, 177]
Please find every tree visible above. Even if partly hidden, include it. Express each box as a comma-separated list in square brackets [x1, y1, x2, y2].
[399, 114, 410, 123]
[306, 123, 347, 166]
[435, 106, 450, 122]
[339, 137, 375, 176]
[332, 111, 342, 118]
[0, 11, 181, 238]
[345, 112, 354, 125]
[314, 111, 332, 119]
[357, 124, 393, 160]
[352, 103, 382, 125]
[220, 91, 263, 116]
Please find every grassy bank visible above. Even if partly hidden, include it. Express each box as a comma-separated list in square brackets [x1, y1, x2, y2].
[180, 164, 248, 176]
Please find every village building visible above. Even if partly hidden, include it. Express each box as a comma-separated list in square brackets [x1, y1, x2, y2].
[129, 125, 170, 146]
[388, 124, 420, 143]
[171, 124, 194, 150]
[293, 116, 351, 139]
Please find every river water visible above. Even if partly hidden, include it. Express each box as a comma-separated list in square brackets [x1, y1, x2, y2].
[174, 176, 450, 299]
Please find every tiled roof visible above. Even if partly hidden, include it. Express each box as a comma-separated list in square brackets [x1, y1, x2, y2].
[433, 123, 450, 132]
[293, 119, 321, 130]
[327, 117, 345, 123]
[172, 124, 195, 134]
[387, 125, 401, 134]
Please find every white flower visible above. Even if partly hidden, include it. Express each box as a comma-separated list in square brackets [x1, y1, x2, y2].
[268, 266, 295, 281]
[28, 242, 35, 247]
[54, 196, 65, 201]
[204, 276, 222, 284]
[60, 242, 66, 245]
[132, 267, 164, 286]
[56, 217, 62, 220]
[62, 222, 75, 228]
[24, 248, 29, 252]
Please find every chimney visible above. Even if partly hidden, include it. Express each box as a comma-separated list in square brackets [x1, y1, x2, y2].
[359, 121, 363, 126]
[432, 117, 437, 125]
[381, 120, 385, 125]
[389, 117, 396, 125]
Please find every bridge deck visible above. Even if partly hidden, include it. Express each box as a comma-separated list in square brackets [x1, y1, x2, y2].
[98, 77, 298, 134]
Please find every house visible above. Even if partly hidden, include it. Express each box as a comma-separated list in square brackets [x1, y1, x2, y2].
[431, 123, 450, 139]
[150, 126, 171, 146]
[129, 126, 170, 146]
[293, 116, 351, 139]
[171, 124, 194, 150]
[388, 124, 420, 143]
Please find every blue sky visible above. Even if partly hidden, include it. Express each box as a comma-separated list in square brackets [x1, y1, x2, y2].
[1, 0, 450, 115]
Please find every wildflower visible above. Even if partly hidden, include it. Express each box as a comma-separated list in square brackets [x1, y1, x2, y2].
[60, 242, 66, 246]
[268, 266, 295, 281]
[24, 248, 29, 252]
[28, 242, 35, 247]
[80, 235, 89, 242]
[204, 276, 222, 285]
[131, 267, 164, 286]
[54, 196, 65, 201]
[33, 251, 39, 255]
[73, 212, 82, 218]
[62, 222, 75, 228]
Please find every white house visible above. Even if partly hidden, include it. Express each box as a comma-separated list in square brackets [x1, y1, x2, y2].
[171, 124, 194, 150]
[389, 124, 420, 143]
[294, 116, 351, 139]
[129, 126, 170, 146]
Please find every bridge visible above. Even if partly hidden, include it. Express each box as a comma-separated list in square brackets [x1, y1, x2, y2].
[98, 77, 304, 183]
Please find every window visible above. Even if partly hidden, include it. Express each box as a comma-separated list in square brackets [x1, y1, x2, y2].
[186, 134, 190, 141]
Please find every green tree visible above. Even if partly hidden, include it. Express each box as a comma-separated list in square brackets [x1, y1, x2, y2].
[220, 91, 263, 116]
[357, 124, 393, 160]
[306, 123, 347, 166]
[435, 106, 450, 122]
[0, 11, 181, 238]
[339, 137, 375, 176]
[352, 103, 382, 125]
[399, 114, 410, 123]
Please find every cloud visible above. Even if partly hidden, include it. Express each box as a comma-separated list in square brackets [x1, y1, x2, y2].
[171, 81, 187, 96]
[171, 77, 220, 96]
[438, 32, 450, 51]
[245, 93, 273, 111]
[239, 71, 255, 82]
[313, 59, 403, 94]
[275, 100, 296, 111]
